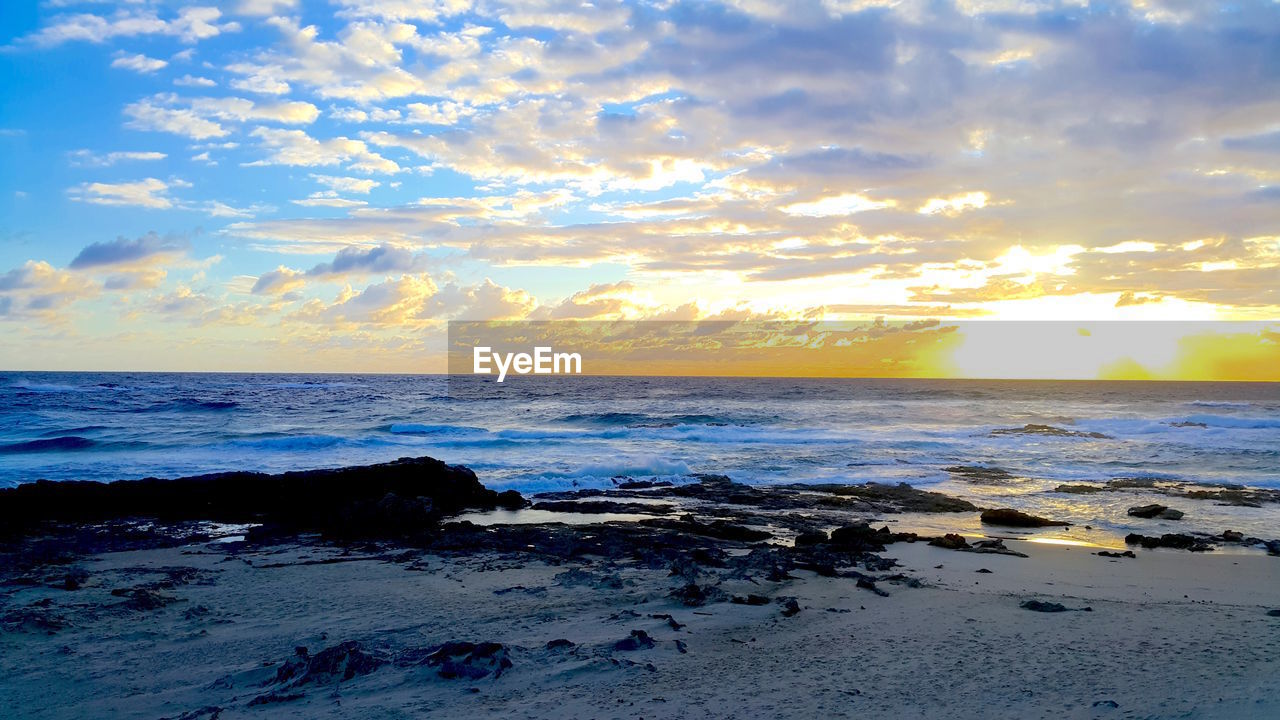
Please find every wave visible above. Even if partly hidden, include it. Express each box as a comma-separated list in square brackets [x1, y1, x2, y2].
[385, 423, 486, 435]
[1181, 414, 1280, 429]
[131, 398, 240, 413]
[0, 436, 97, 454]
[222, 434, 394, 451]
[560, 411, 734, 427]
[1186, 401, 1252, 408]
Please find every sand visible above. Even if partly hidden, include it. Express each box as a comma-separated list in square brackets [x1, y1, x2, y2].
[3, 532, 1278, 720]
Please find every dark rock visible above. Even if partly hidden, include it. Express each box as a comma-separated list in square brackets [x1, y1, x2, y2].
[649, 613, 685, 630]
[0, 457, 523, 540]
[1265, 609, 1280, 617]
[943, 466, 1015, 483]
[976, 568, 993, 574]
[616, 480, 673, 490]
[1096, 550, 1136, 559]
[829, 523, 886, 551]
[991, 424, 1109, 439]
[639, 518, 771, 542]
[670, 582, 724, 607]
[423, 641, 512, 679]
[928, 533, 969, 550]
[1127, 504, 1167, 519]
[111, 587, 182, 611]
[967, 538, 1028, 557]
[1055, 484, 1103, 494]
[1222, 530, 1244, 543]
[613, 630, 655, 651]
[811, 482, 978, 512]
[532, 500, 675, 515]
[980, 508, 1070, 528]
[731, 594, 771, 606]
[794, 530, 828, 547]
[1124, 533, 1213, 552]
[1021, 600, 1067, 612]
[274, 641, 387, 686]
[545, 639, 575, 650]
[779, 598, 801, 617]
[1093, 700, 1120, 708]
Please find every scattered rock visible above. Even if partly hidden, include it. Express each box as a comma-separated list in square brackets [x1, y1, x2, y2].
[1221, 530, 1244, 543]
[613, 630, 655, 652]
[778, 598, 801, 617]
[669, 582, 725, 607]
[545, 639, 575, 650]
[980, 508, 1070, 528]
[928, 533, 969, 550]
[1124, 533, 1213, 552]
[1127, 504, 1184, 520]
[943, 466, 1015, 483]
[731, 594, 771, 606]
[1055, 484, 1103, 494]
[423, 641, 512, 679]
[1096, 550, 1136, 559]
[991, 424, 1109, 439]
[793, 530, 828, 547]
[967, 538, 1029, 557]
[274, 641, 387, 686]
[1020, 600, 1091, 613]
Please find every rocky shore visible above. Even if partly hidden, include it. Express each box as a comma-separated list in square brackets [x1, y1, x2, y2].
[2, 457, 1279, 719]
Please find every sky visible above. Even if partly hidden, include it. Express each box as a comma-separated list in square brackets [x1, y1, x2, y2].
[0, 0, 1278, 372]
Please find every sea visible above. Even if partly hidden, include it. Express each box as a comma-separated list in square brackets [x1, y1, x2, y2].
[2, 372, 1278, 544]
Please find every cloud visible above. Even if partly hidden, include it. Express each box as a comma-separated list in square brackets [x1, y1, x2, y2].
[125, 99, 229, 140]
[307, 244, 424, 276]
[175, 74, 217, 88]
[18, 6, 239, 47]
[68, 150, 167, 167]
[917, 191, 990, 216]
[781, 193, 897, 217]
[68, 232, 190, 269]
[0, 261, 96, 319]
[251, 265, 306, 295]
[111, 53, 168, 74]
[311, 175, 380, 194]
[237, 0, 300, 16]
[248, 127, 400, 173]
[68, 178, 176, 209]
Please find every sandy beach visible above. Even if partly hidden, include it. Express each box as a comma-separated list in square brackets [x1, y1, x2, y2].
[3, 460, 1278, 720]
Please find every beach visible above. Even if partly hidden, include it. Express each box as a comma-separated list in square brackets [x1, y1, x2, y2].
[3, 460, 1278, 720]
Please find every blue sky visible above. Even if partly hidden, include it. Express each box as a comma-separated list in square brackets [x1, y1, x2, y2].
[0, 0, 1278, 370]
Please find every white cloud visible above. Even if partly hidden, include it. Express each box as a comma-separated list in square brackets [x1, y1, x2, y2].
[248, 127, 401, 173]
[236, 0, 300, 16]
[404, 101, 474, 125]
[781, 193, 897, 217]
[20, 6, 239, 47]
[111, 52, 168, 74]
[125, 98, 229, 139]
[68, 150, 167, 167]
[68, 178, 174, 209]
[917, 191, 990, 216]
[174, 74, 217, 87]
[311, 174, 381, 194]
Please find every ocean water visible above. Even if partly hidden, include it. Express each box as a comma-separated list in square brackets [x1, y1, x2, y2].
[2, 373, 1278, 541]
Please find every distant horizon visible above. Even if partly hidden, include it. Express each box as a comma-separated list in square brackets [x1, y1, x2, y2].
[5, 369, 1278, 384]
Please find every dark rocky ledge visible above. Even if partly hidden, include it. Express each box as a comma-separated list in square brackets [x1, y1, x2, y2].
[0, 456, 525, 541]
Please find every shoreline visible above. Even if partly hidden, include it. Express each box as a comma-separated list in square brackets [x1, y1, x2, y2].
[2, 457, 1279, 719]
